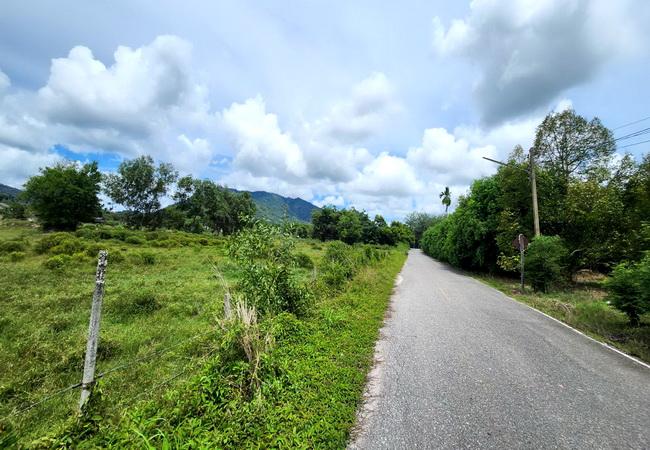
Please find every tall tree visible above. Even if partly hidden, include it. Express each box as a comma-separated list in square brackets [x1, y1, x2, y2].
[533, 109, 615, 184]
[23, 162, 102, 230]
[439, 186, 451, 214]
[172, 176, 255, 234]
[103, 155, 178, 228]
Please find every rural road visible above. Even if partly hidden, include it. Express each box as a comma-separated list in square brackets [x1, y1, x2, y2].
[350, 250, 650, 449]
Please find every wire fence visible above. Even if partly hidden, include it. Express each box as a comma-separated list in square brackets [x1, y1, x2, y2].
[1, 327, 220, 421]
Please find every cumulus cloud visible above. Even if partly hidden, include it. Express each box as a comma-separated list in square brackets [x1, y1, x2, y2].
[0, 69, 9, 94]
[221, 96, 307, 180]
[312, 72, 401, 144]
[0, 144, 62, 188]
[38, 35, 204, 136]
[432, 0, 648, 124]
[406, 127, 497, 184]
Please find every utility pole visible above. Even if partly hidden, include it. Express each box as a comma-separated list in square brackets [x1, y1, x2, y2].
[482, 149, 541, 237]
[529, 150, 540, 237]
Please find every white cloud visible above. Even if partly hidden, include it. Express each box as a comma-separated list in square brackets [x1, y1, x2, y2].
[432, 0, 649, 124]
[38, 36, 204, 136]
[0, 69, 9, 94]
[348, 152, 422, 197]
[313, 72, 401, 144]
[406, 127, 497, 184]
[0, 144, 62, 188]
[221, 96, 307, 180]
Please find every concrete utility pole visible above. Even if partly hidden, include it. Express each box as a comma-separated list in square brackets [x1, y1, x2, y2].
[482, 149, 541, 237]
[529, 150, 541, 237]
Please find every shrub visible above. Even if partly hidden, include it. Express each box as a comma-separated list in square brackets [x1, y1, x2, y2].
[0, 240, 26, 254]
[125, 236, 145, 245]
[133, 251, 156, 265]
[227, 221, 313, 316]
[34, 233, 69, 254]
[85, 244, 105, 258]
[43, 255, 72, 271]
[50, 238, 85, 256]
[606, 254, 650, 326]
[525, 235, 569, 292]
[8, 251, 26, 262]
[319, 241, 358, 291]
[294, 252, 314, 270]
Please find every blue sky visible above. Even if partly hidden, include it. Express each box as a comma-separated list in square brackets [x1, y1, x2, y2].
[1, 0, 649, 219]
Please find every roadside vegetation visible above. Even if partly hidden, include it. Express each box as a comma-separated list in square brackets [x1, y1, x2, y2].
[0, 218, 407, 447]
[417, 109, 649, 361]
[0, 152, 411, 447]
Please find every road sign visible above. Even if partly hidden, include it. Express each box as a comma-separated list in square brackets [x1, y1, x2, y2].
[512, 234, 529, 251]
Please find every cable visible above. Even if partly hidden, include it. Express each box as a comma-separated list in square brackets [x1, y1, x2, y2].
[619, 138, 650, 149]
[2, 381, 82, 419]
[1, 329, 218, 421]
[614, 127, 650, 142]
[613, 115, 650, 131]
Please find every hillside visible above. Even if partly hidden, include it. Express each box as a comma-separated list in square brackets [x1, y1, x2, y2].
[0, 183, 22, 200]
[236, 190, 319, 223]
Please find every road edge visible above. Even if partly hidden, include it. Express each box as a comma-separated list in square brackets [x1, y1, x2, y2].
[470, 275, 650, 370]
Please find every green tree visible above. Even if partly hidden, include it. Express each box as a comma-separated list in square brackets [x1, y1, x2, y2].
[172, 176, 255, 234]
[404, 212, 441, 247]
[23, 162, 102, 230]
[439, 186, 451, 214]
[312, 206, 341, 241]
[533, 109, 615, 184]
[103, 156, 178, 228]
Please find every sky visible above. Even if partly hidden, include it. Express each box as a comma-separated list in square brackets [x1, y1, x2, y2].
[1, 0, 649, 219]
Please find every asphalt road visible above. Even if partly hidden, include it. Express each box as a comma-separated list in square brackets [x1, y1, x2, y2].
[350, 250, 650, 450]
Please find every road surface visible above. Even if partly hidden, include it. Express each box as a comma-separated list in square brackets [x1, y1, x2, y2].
[350, 250, 650, 449]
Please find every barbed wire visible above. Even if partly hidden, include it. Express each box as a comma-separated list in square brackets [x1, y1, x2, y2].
[1, 327, 219, 421]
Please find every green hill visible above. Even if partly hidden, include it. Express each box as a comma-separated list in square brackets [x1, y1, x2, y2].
[0, 183, 22, 200]
[236, 190, 320, 223]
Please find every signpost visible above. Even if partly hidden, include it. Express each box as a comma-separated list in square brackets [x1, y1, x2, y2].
[512, 234, 529, 292]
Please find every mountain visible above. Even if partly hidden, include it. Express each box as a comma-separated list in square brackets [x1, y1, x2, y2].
[238, 190, 319, 223]
[0, 183, 22, 200]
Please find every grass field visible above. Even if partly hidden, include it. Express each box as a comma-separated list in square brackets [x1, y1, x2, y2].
[476, 274, 650, 364]
[0, 220, 407, 447]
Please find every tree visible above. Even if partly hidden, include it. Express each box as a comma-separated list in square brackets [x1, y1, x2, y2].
[404, 212, 441, 247]
[533, 109, 615, 184]
[23, 162, 102, 230]
[103, 156, 178, 228]
[312, 206, 341, 241]
[439, 186, 451, 214]
[172, 176, 255, 234]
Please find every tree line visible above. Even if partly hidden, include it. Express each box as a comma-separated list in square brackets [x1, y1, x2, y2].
[418, 109, 649, 325]
[5, 155, 415, 246]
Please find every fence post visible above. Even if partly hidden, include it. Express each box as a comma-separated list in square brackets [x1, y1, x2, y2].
[79, 250, 108, 410]
[224, 292, 233, 320]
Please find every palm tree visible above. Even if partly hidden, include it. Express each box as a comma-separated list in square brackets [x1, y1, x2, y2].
[439, 186, 451, 214]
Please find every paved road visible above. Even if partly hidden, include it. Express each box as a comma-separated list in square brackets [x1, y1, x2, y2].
[350, 250, 650, 449]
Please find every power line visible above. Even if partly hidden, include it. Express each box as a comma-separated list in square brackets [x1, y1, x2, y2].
[614, 127, 650, 142]
[619, 138, 650, 149]
[613, 115, 650, 131]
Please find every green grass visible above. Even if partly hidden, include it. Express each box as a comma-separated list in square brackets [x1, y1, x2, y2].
[0, 220, 407, 447]
[475, 274, 650, 363]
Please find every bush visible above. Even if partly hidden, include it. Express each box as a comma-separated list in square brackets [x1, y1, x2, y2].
[125, 236, 145, 245]
[50, 238, 85, 256]
[43, 255, 72, 271]
[319, 241, 358, 291]
[133, 251, 156, 265]
[0, 240, 27, 254]
[227, 222, 312, 316]
[8, 251, 26, 262]
[606, 254, 650, 326]
[526, 235, 569, 292]
[294, 252, 314, 270]
[34, 233, 69, 254]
